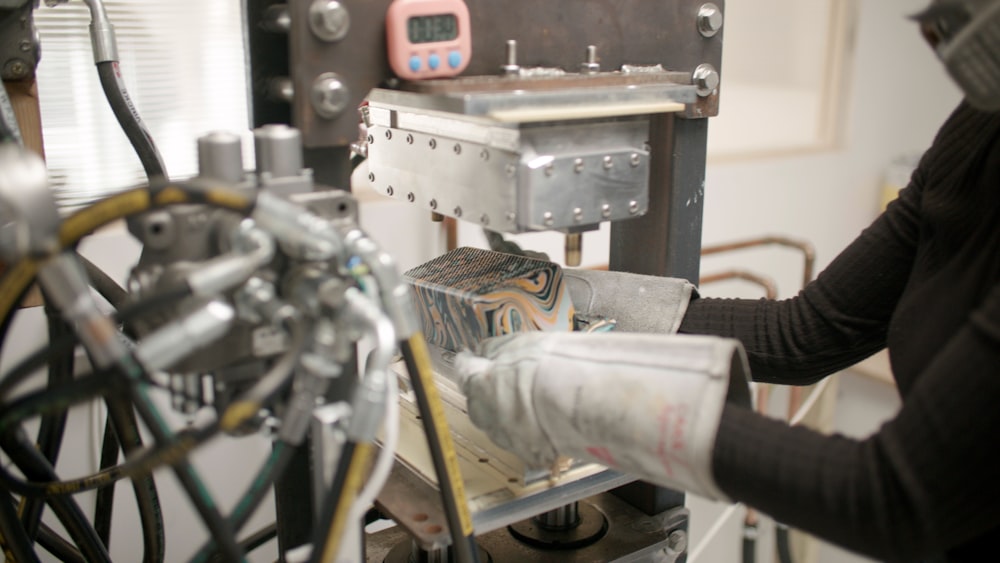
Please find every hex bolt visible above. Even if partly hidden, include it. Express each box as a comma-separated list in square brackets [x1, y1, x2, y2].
[429, 199, 438, 210]
[630, 153, 641, 167]
[309, 0, 350, 42]
[502, 39, 520, 75]
[581, 45, 600, 74]
[574, 158, 585, 173]
[407, 192, 415, 202]
[692, 64, 720, 97]
[543, 212, 554, 227]
[629, 201, 640, 214]
[310, 72, 350, 118]
[697, 3, 723, 38]
[602, 204, 612, 218]
[667, 530, 688, 554]
[454, 206, 463, 218]
[603, 156, 614, 170]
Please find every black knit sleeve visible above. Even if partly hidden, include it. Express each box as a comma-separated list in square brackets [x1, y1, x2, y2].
[711, 282, 1000, 561]
[679, 172, 924, 383]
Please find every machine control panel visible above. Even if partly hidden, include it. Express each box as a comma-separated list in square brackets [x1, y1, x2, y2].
[386, 0, 472, 79]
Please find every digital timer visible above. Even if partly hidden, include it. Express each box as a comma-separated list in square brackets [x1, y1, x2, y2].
[386, 0, 472, 80]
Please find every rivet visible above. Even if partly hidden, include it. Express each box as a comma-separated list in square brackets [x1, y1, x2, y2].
[480, 149, 490, 161]
[385, 129, 392, 140]
[429, 199, 438, 209]
[603, 156, 614, 170]
[429, 138, 437, 149]
[454, 206, 463, 217]
[407, 192, 415, 202]
[573, 208, 583, 222]
[480, 214, 490, 225]
[453, 143, 462, 155]
[386, 186, 394, 196]
[506, 212, 517, 223]
[367, 134, 374, 144]
[543, 212, 554, 227]
[630, 153, 641, 167]
[574, 158, 585, 173]
[545, 164, 555, 177]
[368, 172, 375, 182]
[629, 201, 640, 214]
[602, 204, 612, 218]
[406, 134, 414, 144]
[506, 164, 516, 177]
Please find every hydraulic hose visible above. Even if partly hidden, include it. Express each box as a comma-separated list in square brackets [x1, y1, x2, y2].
[93, 410, 119, 548]
[0, 493, 41, 563]
[308, 440, 374, 563]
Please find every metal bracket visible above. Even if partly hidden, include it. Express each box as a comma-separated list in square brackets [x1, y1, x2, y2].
[0, 1, 39, 81]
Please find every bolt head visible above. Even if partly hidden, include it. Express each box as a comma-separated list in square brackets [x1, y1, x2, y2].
[309, 0, 350, 42]
[667, 530, 688, 553]
[603, 156, 614, 170]
[453, 143, 462, 155]
[630, 153, 641, 167]
[385, 129, 392, 140]
[698, 4, 723, 38]
[407, 192, 415, 202]
[543, 212, 554, 227]
[574, 158, 585, 173]
[454, 206, 463, 217]
[629, 201, 640, 214]
[601, 204, 612, 218]
[429, 138, 437, 149]
[573, 208, 584, 222]
[386, 186, 394, 196]
[406, 134, 414, 144]
[18, 40, 32, 53]
[310, 72, 350, 118]
[692, 64, 720, 97]
[429, 199, 438, 210]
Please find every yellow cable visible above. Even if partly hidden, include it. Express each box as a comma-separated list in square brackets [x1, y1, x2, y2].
[318, 442, 373, 562]
[405, 334, 475, 537]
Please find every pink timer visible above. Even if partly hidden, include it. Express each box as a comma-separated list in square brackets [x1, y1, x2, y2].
[386, 0, 472, 80]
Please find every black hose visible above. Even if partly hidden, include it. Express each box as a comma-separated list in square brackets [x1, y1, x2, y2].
[0, 493, 41, 563]
[0, 432, 111, 562]
[80, 255, 130, 311]
[237, 523, 278, 557]
[776, 523, 795, 563]
[37, 520, 86, 563]
[105, 394, 165, 563]
[19, 304, 75, 544]
[93, 412, 119, 549]
[95, 62, 167, 181]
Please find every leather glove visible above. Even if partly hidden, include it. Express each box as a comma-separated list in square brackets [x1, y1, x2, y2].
[563, 269, 696, 334]
[456, 331, 751, 501]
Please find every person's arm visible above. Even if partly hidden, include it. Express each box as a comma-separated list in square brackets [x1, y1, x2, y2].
[713, 281, 1000, 561]
[680, 166, 925, 384]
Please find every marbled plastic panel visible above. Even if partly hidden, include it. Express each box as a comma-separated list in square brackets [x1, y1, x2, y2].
[404, 247, 575, 352]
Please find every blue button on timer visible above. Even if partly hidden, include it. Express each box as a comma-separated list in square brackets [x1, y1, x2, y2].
[448, 51, 462, 69]
[409, 56, 421, 72]
[428, 53, 441, 70]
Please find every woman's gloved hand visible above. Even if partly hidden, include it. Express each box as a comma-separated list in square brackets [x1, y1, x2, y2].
[455, 331, 751, 500]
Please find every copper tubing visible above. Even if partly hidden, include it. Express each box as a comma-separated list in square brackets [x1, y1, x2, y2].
[701, 235, 816, 290]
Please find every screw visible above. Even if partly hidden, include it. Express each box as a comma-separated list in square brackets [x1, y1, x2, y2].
[574, 158, 585, 173]
[406, 134, 414, 144]
[386, 186, 394, 196]
[454, 206, 463, 218]
[697, 4, 723, 38]
[18, 40, 31, 53]
[385, 129, 392, 140]
[429, 138, 437, 149]
[692, 64, 720, 97]
[630, 153, 641, 167]
[367, 134, 374, 144]
[407, 192, 415, 202]
[5, 60, 28, 79]
[581, 45, 600, 74]
[480, 214, 490, 225]
[603, 156, 614, 170]
[310, 72, 350, 118]
[666, 530, 688, 554]
[502, 39, 520, 75]
[368, 172, 375, 182]
[629, 201, 640, 214]
[602, 204, 612, 218]
[309, 0, 350, 42]
[480, 149, 490, 161]
[429, 199, 438, 210]
[543, 212, 554, 227]
[453, 143, 462, 155]
[573, 208, 583, 223]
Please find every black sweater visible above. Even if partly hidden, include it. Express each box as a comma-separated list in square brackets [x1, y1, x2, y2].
[679, 103, 1000, 562]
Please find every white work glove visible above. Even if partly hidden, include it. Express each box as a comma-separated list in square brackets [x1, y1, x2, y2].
[563, 269, 696, 334]
[456, 332, 751, 501]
